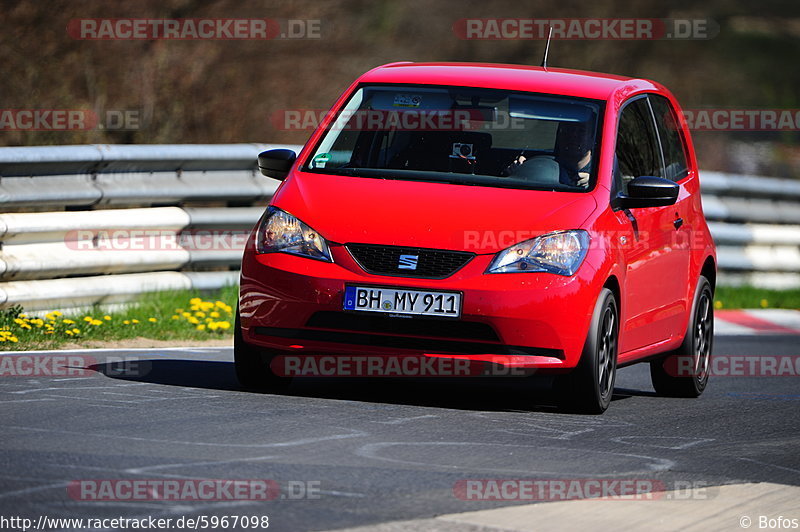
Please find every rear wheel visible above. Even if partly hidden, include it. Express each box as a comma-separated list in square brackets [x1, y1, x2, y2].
[234, 310, 293, 393]
[556, 288, 618, 414]
[650, 276, 713, 397]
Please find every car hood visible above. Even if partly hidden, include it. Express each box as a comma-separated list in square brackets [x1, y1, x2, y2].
[272, 171, 598, 254]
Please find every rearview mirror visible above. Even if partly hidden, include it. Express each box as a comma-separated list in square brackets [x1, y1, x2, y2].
[258, 149, 297, 181]
[615, 176, 679, 209]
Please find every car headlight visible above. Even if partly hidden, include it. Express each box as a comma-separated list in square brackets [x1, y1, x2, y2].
[487, 230, 589, 276]
[255, 207, 332, 262]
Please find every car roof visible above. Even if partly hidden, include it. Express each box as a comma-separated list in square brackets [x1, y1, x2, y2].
[358, 62, 660, 101]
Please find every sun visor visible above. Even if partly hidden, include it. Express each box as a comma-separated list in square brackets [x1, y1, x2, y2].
[509, 96, 595, 122]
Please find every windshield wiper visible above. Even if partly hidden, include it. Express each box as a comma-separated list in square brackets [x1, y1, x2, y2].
[308, 167, 579, 192]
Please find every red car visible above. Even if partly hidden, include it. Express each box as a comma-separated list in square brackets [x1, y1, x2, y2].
[236, 62, 716, 413]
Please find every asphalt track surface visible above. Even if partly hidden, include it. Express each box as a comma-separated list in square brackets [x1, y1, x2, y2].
[0, 334, 798, 531]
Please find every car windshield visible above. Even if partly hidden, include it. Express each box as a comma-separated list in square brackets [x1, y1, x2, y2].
[305, 84, 603, 192]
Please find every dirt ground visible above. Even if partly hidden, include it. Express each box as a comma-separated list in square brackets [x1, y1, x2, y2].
[58, 337, 234, 350]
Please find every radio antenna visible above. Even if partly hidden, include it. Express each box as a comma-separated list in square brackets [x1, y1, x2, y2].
[540, 26, 553, 69]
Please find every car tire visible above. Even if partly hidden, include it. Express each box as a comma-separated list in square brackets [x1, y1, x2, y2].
[234, 309, 293, 393]
[556, 288, 618, 414]
[650, 276, 713, 398]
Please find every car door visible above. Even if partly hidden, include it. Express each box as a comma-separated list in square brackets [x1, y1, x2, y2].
[612, 96, 691, 353]
[648, 93, 694, 332]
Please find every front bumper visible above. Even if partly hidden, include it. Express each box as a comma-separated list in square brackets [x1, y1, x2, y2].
[239, 243, 602, 370]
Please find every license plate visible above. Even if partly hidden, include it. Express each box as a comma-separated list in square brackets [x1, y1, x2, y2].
[344, 286, 461, 318]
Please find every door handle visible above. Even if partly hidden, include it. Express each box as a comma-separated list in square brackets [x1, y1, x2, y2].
[673, 217, 684, 229]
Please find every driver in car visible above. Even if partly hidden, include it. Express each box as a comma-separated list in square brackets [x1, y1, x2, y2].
[504, 122, 592, 187]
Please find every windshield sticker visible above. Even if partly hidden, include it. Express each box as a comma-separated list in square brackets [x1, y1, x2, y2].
[393, 94, 422, 108]
[312, 152, 330, 168]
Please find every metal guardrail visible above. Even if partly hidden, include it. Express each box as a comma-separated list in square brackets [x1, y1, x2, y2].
[0, 145, 798, 312]
[701, 171, 800, 288]
[0, 144, 300, 311]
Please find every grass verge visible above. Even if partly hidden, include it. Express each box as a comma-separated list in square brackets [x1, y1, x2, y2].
[715, 285, 800, 310]
[0, 285, 238, 351]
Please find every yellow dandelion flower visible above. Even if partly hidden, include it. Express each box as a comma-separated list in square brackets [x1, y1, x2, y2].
[195, 311, 206, 318]
[714, 300, 723, 309]
[190, 297, 202, 305]
[63, 319, 75, 325]
[104, 315, 112, 321]
[131, 319, 139, 324]
[123, 320, 130, 325]
[196, 324, 206, 331]
[65, 330, 74, 336]
[187, 317, 199, 325]
[148, 317, 157, 323]
[9, 336, 18, 342]
[210, 311, 220, 318]
[171, 315, 180, 320]
[760, 299, 769, 308]
[53, 311, 62, 316]
[208, 322, 219, 331]
[182, 312, 192, 318]
[72, 328, 81, 334]
[19, 313, 28, 318]
[90, 319, 103, 326]
[217, 321, 231, 330]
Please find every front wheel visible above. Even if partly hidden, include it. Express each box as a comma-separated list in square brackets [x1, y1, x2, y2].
[556, 288, 618, 414]
[234, 310, 293, 393]
[650, 276, 713, 397]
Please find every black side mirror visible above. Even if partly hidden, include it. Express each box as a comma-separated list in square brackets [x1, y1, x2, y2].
[615, 176, 679, 209]
[258, 149, 297, 181]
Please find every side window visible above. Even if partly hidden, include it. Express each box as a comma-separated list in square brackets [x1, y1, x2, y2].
[649, 95, 690, 182]
[615, 98, 662, 194]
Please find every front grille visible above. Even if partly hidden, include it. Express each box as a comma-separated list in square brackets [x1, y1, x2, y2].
[346, 244, 474, 278]
[306, 311, 500, 342]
